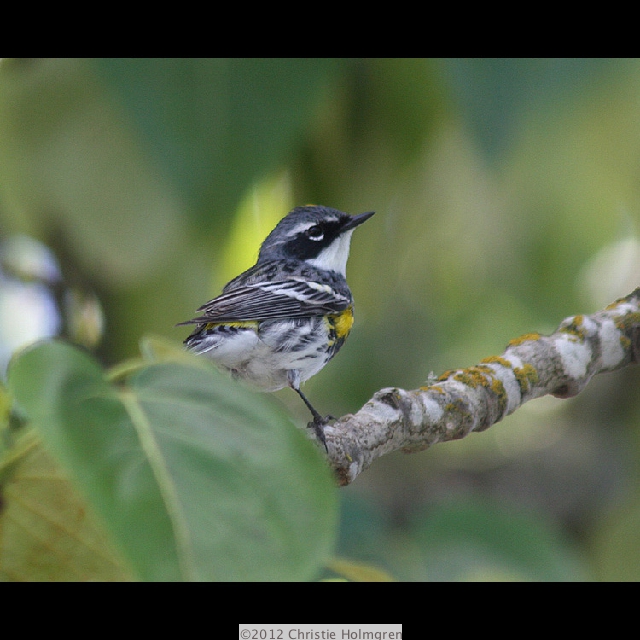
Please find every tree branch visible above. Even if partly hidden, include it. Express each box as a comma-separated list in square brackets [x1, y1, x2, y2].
[324, 288, 640, 486]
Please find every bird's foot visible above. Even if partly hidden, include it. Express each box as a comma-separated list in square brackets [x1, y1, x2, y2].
[307, 414, 335, 452]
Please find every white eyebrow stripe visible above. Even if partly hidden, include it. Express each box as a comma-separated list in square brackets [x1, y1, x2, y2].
[286, 220, 338, 237]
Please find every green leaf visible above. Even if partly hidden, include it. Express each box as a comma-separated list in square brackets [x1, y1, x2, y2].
[93, 58, 338, 224]
[0, 433, 131, 582]
[7, 340, 337, 581]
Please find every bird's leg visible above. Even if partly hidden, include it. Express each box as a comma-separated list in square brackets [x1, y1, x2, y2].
[293, 386, 329, 451]
[288, 373, 331, 451]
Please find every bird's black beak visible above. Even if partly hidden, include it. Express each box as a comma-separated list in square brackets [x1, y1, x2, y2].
[341, 211, 375, 232]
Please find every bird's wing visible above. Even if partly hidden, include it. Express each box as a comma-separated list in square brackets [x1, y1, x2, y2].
[177, 279, 351, 325]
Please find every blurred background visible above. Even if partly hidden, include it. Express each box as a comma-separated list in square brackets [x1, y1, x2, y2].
[1, 58, 639, 581]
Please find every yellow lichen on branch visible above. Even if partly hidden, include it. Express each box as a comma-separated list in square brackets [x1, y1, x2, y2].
[324, 288, 640, 486]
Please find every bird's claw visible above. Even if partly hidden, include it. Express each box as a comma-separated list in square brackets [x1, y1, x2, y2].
[307, 415, 334, 452]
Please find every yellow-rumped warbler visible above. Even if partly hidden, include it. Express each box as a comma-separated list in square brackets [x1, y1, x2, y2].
[178, 205, 374, 447]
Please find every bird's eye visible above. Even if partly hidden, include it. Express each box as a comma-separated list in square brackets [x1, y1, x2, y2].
[305, 225, 324, 241]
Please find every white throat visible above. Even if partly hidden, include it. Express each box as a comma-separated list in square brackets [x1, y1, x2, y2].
[305, 230, 354, 276]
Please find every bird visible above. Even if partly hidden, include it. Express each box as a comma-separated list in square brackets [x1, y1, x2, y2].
[178, 205, 375, 448]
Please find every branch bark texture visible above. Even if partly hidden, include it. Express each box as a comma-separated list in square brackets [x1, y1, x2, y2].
[324, 288, 640, 486]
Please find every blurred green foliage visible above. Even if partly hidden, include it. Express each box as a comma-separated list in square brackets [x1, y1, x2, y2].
[6, 339, 335, 580]
[1, 58, 640, 581]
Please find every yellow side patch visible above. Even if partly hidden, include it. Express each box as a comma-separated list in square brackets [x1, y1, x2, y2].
[204, 321, 259, 330]
[329, 306, 354, 340]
